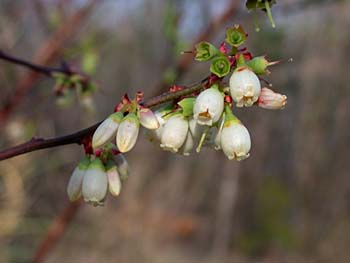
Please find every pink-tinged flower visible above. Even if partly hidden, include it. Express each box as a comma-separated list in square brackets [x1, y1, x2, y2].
[106, 161, 121, 196]
[146, 109, 170, 144]
[257, 87, 287, 110]
[229, 67, 261, 107]
[92, 112, 123, 150]
[138, 108, 160, 130]
[193, 85, 224, 126]
[160, 114, 188, 153]
[67, 157, 90, 201]
[116, 113, 140, 153]
[82, 158, 108, 206]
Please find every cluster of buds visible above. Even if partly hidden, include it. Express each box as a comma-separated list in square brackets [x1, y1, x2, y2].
[66, 24, 287, 206]
[67, 153, 129, 206]
[53, 72, 97, 108]
[92, 94, 160, 153]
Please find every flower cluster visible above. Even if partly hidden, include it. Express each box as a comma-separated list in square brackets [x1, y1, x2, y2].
[66, 24, 287, 206]
[67, 153, 129, 206]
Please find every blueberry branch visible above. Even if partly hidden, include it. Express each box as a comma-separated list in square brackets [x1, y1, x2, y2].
[0, 75, 209, 161]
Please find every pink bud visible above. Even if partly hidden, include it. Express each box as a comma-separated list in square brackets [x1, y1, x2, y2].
[258, 87, 287, 110]
[138, 108, 160, 130]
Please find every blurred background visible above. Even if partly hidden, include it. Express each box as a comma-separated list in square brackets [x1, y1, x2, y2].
[0, 0, 350, 262]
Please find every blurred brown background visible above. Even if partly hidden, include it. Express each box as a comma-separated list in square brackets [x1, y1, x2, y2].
[1, 0, 350, 262]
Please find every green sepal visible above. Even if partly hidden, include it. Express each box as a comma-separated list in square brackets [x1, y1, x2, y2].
[105, 159, 118, 172]
[109, 111, 124, 123]
[210, 83, 220, 91]
[236, 54, 246, 68]
[78, 156, 91, 170]
[225, 25, 246, 47]
[195, 41, 219, 61]
[88, 158, 106, 172]
[177, 97, 195, 118]
[122, 113, 140, 127]
[210, 56, 231, 78]
[224, 105, 240, 126]
[163, 110, 181, 120]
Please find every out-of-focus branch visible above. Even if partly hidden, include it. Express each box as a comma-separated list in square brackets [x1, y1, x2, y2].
[0, 0, 97, 124]
[0, 50, 71, 77]
[32, 201, 82, 263]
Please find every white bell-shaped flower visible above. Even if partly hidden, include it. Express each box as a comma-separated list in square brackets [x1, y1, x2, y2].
[113, 153, 130, 181]
[179, 131, 194, 156]
[160, 114, 188, 153]
[146, 110, 167, 144]
[229, 67, 261, 107]
[82, 158, 108, 206]
[106, 161, 121, 196]
[193, 85, 224, 126]
[213, 113, 225, 150]
[92, 112, 123, 150]
[116, 113, 140, 153]
[67, 157, 90, 201]
[220, 107, 251, 161]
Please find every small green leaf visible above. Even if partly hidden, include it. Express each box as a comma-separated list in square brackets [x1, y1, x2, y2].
[178, 97, 195, 117]
[82, 50, 98, 74]
[210, 56, 231, 78]
[195, 41, 219, 61]
[225, 25, 246, 47]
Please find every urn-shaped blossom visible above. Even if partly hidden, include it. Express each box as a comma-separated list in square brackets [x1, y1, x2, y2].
[257, 87, 287, 110]
[82, 158, 108, 206]
[146, 110, 167, 144]
[160, 114, 188, 153]
[113, 153, 130, 181]
[106, 160, 121, 196]
[213, 114, 225, 150]
[179, 132, 194, 156]
[67, 157, 90, 201]
[221, 108, 251, 161]
[138, 108, 160, 130]
[229, 67, 261, 107]
[92, 112, 123, 150]
[116, 113, 140, 153]
[193, 85, 224, 126]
